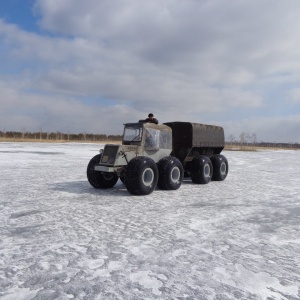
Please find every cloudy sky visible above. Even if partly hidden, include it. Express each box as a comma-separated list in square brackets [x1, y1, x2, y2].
[1, 0, 300, 142]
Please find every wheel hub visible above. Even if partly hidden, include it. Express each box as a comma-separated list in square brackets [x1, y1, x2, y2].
[220, 162, 227, 175]
[171, 166, 180, 183]
[204, 164, 211, 177]
[142, 168, 154, 186]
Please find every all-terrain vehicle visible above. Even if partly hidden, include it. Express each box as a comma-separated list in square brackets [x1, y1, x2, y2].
[87, 121, 228, 195]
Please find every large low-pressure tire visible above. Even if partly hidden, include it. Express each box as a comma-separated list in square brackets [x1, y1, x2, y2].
[157, 156, 183, 190]
[124, 156, 158, 195]
[211, 154, 228, 181]
[190, 155, 213, 184]
[87, 154, 118, 188]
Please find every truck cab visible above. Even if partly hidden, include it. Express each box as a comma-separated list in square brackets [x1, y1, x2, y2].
[95, 122, 172, 175]
[123, 122, 172, 152]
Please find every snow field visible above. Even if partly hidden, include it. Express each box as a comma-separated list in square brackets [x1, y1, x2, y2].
[0, 142, 299, 299]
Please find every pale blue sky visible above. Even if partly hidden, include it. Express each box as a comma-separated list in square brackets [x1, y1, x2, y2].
[1, 0, 300, 142]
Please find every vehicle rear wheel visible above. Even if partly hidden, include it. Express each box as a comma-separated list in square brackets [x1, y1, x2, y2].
[87, 154, 118, 188]
[157, 156, 183, 190]
[190, 155, 213, 184]
[211, 154, 228, 181]
[124, 156, 158, 195]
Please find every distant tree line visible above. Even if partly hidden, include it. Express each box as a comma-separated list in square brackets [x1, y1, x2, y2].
[1, 130, 299, 149]
[0, 131, 122, 142]
[226, 132, 300, 149]
[225, 141, 300, 149]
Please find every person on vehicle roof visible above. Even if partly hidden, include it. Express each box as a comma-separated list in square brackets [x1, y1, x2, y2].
[145, 113, 159, 124]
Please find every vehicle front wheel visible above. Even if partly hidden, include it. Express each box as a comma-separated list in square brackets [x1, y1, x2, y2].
[211, 154, 228, 181]
[87, 154, 119, 188]
[124, 156, 158, 195]
[157, 156, 183, 190]
[190, 155, 213, 184]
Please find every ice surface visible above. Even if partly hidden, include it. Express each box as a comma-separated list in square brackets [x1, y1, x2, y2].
[0, 142, 299, 299]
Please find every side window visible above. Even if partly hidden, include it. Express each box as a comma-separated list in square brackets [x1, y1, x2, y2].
[145, 129, 159, 149]
[144, 129, 172, 149]
[159, 131, 172, 149]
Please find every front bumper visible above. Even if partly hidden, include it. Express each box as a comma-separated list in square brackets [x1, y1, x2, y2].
[94, 165, 123, 173]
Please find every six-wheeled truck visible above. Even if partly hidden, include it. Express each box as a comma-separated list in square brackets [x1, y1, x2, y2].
[87, 121, 228, 195]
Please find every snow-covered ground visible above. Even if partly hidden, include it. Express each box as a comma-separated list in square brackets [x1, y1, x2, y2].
[0, 142, 299, 300]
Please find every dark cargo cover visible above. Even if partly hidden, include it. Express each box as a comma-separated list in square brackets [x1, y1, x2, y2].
[164, 122, 225, 161]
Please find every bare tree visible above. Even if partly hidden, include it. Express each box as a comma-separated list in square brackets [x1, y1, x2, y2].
[227, 134, 235, 148]
[245, 132, 251, 146]
[228, 134, 235, 142]
[22, 127, 27, 139]
[240, 132, 246, 145]
[39, 128, 42, 141]
[251, 133, 257, 145]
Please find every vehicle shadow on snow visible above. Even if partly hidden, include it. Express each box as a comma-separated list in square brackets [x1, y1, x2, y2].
[49, 180, 130, 197]
[50, 178, 200, 197]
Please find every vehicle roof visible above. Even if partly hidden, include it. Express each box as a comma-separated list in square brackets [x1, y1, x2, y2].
[124, 122, 171, 131]
[164, 121, 224, 131]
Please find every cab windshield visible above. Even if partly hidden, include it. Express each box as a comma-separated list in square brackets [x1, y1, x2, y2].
[123, 125, 143, 144]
